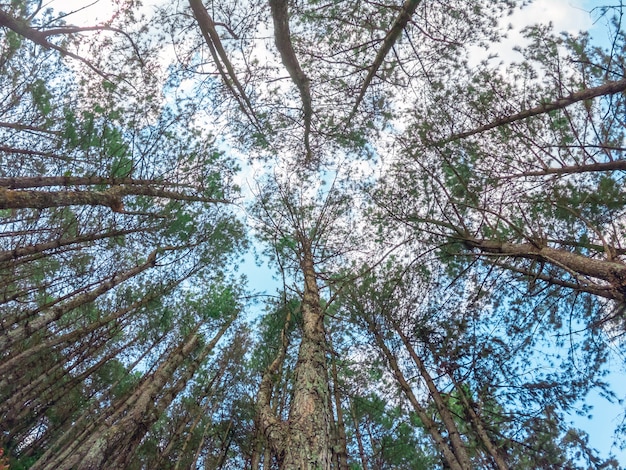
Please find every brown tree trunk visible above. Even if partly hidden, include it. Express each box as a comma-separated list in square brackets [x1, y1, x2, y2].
[0, 227, 141, 263]
[329, 333, 350, 470]
[350, 398, 369, 470]
[33, 317, 231, 470]
[446, 372, 509, 470]
[366, 317, 466, 470]
[255, 240, 333, 469]
[0, 249, 158, 351]
[394, 326, 472, 469]
[463, 236, 626, 297]
[0, 185, 226, 211]
[280, 243, 332, 468]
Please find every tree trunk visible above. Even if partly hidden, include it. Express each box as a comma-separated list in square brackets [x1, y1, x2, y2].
[367, 317, 466, 470]
[280, 243, 332, 469]
[255, 240, 333, 469]
[394, 326, 472, 469]
[0, 249, 158, 351]
[350, 398, 369, 470]
[33, 316, 232, 470]
[329, 333, 350, 470]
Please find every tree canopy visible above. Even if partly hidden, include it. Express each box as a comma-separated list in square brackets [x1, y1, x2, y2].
[1, 0, 625, 468]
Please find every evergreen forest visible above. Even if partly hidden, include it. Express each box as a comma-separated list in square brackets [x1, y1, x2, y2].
[1, 0, 626, 468]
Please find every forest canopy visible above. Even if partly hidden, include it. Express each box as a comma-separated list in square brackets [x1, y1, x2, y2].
[1, 0, 625, 468]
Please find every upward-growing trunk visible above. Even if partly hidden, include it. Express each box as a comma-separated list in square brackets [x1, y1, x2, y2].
[255, 240, 333, 469]
[33, 318, 232, 470]
[394, 326, 472, 470]
[329, 332, 350, 470]
[365, 316, 466, 470]
[281, 243, 332, 469]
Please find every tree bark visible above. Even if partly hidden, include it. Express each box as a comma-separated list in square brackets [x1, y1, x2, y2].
[269, 0, 313, 163]
[34, 317, 232, 470]
[350, 398, 369, 470]
[255, 240, 333, 469]
[280, 243, 333, 468]
[329, 333, 350, 470]
[394, 326, 472, 469]
[462, 236, 626, 300]
[0, 185, 226, 211]
[442, 78, 626, 143]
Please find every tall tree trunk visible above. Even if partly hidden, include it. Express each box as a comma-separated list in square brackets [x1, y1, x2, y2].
[255, 240, 333, 469]
[1, 249, 158, 351]
[446, 372, 509, 470]
[329, 332, 350, 470]
[33, 317, 232, 470]
[366, 318, 466, 470]
[280, 243, 332, 468]
[394, 325, 472, 469]
[350, 398, 369, 470]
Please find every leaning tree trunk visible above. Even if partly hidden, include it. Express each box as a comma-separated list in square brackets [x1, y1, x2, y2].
[33, 317, 231, 470]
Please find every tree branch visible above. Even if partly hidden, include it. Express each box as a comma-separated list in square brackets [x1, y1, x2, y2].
[440, 78, 626, 143]
[348, 0, 422, 123]
[269, 0, 313, 164]
[509, 159, 626, 177]
[188, 0, 261, 131]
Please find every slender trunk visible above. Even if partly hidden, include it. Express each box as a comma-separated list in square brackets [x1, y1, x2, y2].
[0, 176, 185, 189]
[88, 318, 233, 470]
[329, 333, 349, 470]
[250, 432, 263, 470]
[349, 398, 368, 470]
[30, 333, 164, 465]
[0, 249, 158, 350]
[367, 320, 465, 470]
[0, 185, 226, 211]
[448, 374, 509, 470]
[3, 331, 137, 443]
[394, 326, 472, 469]
[0, 288, 160, 380]
[214, 420, 234, 469]
[157, 368, 224, 467]
[32, 324, 203, 470]
[0, 227, 141, 263]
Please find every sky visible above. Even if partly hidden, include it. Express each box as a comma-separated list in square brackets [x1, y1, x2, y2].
[42, 0, 626, 464]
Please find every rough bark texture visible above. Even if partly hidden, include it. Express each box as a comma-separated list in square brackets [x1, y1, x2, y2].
[463, 236, 626, 300]
[34, 318, 231, 470]
[0, 185, 226, 211]
[280, 245, 332, 469]
[255, 241, 333, 469]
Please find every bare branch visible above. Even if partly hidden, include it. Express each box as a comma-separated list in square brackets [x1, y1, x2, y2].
[348, 0, 422, 123]
[188, 0, 261, 130]
[0, 176, 187, 189]
[510, 159, 626, 177]
[0, 9, 128, 80]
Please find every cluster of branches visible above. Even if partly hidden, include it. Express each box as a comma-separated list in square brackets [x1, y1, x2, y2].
[2, 0, 626, 468]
